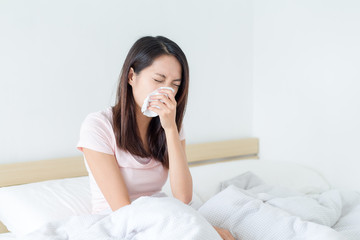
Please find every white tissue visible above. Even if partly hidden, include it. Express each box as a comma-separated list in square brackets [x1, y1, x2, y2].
[141, 87, 175, 117]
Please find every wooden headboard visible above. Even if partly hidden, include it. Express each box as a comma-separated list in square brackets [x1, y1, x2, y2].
[0, 137, 259, 233]
[0, 138, 259, 188]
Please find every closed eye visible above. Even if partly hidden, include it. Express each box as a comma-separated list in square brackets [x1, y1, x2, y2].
[153, 78, 180, 87]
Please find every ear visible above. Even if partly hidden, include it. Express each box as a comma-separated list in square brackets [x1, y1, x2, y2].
[128, 67, 136, 85]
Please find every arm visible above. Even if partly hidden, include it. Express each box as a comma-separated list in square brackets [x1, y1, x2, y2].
[164, 132, 234, 239]
[165, 132, 233, 239]
[82, 148, 131, 211]
[148, 89, 193, 204]
[213, 226, 236, 240]
[165, 129, 193, 204]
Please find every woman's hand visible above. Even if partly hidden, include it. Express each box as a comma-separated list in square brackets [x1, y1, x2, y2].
[213, 226, 236, 240]
[148, 88, 177, 130]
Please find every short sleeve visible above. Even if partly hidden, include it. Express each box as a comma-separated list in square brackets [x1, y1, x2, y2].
[179, 124, 185, 141]
[77, 112, 114, 155]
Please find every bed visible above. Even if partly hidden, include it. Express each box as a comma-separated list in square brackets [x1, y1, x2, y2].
[0, 138, 359, 240]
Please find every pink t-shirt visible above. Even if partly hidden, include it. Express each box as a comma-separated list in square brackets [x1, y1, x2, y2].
[77, 107, 185, 214]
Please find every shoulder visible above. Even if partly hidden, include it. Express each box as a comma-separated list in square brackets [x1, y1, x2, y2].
[77, 107, 115, 154]
[81, 107, 113, 129]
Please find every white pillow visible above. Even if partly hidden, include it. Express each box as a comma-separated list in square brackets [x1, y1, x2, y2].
[0, 176, 91, 236]
[189, 159, 331, 202]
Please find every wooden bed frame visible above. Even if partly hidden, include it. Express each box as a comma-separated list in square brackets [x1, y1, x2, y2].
[0, 138, 259, 234]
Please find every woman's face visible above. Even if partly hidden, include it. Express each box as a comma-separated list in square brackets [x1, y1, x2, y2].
[128, 54, 182, 112]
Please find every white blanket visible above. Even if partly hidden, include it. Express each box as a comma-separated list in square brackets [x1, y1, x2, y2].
[22, 197, 221, 240]
[21, 172, 360, 240]
[199, 172, 360, 240]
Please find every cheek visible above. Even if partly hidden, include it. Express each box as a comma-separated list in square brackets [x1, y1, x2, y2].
[138, 78, 157, 93]
[132, 79, 154, 103]
[135, 90, 149, 106]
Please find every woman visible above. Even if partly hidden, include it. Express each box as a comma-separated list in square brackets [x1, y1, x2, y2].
[77, 36, 234, 240]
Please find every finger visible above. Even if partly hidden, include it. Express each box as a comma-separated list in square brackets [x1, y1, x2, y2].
[218, 229, 232, 240]
[226, 234, 235, 240]
[149, 101, 164, 110]
[158, 88, 174, 96]
[150, 93, 171, 101]
[150, 95, 173, 107]
[158, 89, 176, 101]
[149, 99, 173, 113]
[148, 105, 162, 114]
[225, 231, 235, 240]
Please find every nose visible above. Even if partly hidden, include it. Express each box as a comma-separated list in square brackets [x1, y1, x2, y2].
[164, 82, 173, 89]
[161, 83, 176, 93]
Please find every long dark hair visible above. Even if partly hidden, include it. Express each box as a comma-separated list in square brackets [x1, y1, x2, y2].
[112, 36, 189, 168]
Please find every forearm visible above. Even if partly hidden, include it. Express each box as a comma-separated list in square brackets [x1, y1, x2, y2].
[165, 126, 193, 204]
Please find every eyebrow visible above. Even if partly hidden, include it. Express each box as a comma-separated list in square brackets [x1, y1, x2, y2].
[155, 73, 166, 79]
[155, 73, 181, 82]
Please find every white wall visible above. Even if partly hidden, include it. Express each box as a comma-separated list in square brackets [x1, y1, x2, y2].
[0, 0, 253, 163]
[2, 0, 358, 191]
[253, 0, 360, 190]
